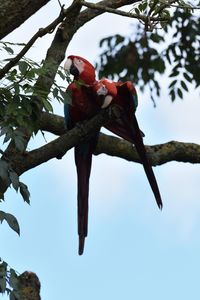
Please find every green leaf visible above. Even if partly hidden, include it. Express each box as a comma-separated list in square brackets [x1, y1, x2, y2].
[170, 89, 176, 102]
[169, 80, 177, 88]
[4, 46, 14, 55]
[0, 160, 9, 181]
[52, 87, 58, 98]
[18, 61, 29, 75]
[139, 2, 148, 12]
[0, 211, 20, 235]
[0, 277, 6, 293]
[169, 71, 179, 77]
[9, 171, 20, 191]
[9, 269, 19, 290]
[13, 83, 20, 95]
[60, 90, 72, 104]
[0, 261, 7, 277]
[177, 88, 183, 99]
[14, 136, 25, 152]
[180, 80, 188, 92]
[135, 8, 140, 14]
[183, 72, 193, 83]
[57, 69, 66, 80]
[19, 182, 30, 204]
[43, 99, 53, 112]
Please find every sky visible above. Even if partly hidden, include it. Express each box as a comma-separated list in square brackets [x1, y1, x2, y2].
[1, 1, 200, 299]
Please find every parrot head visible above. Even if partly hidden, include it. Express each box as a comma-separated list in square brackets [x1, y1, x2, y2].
[64, 55, 96, 85]
[93, 78, 117, 108]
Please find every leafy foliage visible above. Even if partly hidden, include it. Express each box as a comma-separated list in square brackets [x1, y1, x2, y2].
[0, 156, 30, 202]
[0, 41, 70, 233]
[0, 42, 70, 147]
[97, 5, 200, 103]
[0, 259, 20, 299]
[0, 211, 20, 235]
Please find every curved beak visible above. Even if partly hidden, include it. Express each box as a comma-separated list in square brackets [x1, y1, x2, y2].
[70, 64, 79, 77]
[64, 58, 79, 77]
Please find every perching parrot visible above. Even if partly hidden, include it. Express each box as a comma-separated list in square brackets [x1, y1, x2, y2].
[93, 78, 162, 209]
[64, 55, 109, 255]
[64, 55, 163, 255]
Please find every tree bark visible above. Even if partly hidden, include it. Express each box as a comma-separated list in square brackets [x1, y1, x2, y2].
[17, 272, 41, 300]
[0, 0, 51, 39]
[4, 110, 200, 182]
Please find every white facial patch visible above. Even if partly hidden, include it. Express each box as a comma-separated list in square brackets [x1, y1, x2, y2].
[101, 95, 113, 108]
[64, 58, 72, 71]
[73, 58, 84, 74]
[97, 84, 108, 96]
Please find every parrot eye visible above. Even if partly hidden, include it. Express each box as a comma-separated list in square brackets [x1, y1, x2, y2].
[75, 58, 83, 65]
[97, 84, 108, 96]
[73, 58, 84, 74]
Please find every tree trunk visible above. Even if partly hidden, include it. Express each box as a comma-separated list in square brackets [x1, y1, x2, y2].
[0, 0, 51, 39]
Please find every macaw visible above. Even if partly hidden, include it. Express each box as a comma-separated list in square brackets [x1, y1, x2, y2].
[93, 78, 162, 209]
[64, 55, 163, 254]
[64, 55, 103, 255]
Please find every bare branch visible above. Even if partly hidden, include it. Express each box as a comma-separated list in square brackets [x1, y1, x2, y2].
[80, 0, 167, 23]
[0, 7, 66, 79]
[13, 105, 121, 175]
[95, 135, 200, 166]
[0, 0, 51, 39]
[39, 112, 200, 166]
[76, 0, 140, 28]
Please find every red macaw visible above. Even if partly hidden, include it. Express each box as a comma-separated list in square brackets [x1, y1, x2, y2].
[93, 78, 162, 209]
[64, 55, 105, 255]
[64, 55, 163, 255]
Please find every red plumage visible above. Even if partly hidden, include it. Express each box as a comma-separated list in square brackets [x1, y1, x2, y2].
[64, 55, 163, 255]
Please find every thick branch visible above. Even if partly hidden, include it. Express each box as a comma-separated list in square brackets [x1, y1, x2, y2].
[95, 135, 200, 165]
[13, 106, 121, 175]
[1, 108, 200, 197]
[39, 112, 200, 166]
[0, 0, 51, 39]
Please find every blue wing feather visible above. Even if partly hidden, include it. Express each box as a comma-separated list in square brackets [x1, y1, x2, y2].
[64, 103, 71, 129]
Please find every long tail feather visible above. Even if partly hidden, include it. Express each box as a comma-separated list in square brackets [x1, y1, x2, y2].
[105, 115, 162, 209]
[75, 144, 92, 255]
[127, 114, 163, 209]
[75, 135, 99, 255]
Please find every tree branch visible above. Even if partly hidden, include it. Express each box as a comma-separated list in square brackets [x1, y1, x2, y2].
[95, 135, 200, 165]
[76, 0, 140, 29]
[0, 0, 51, 40]
[39, 111, 200, 165]
[12, 105, 121, 175]
[3, 0, 138, 159]
[80, 0, 167, 23]
[13, 110, 200, 177]
[0, 7, 66, 79]
[2, 0, 83, 158]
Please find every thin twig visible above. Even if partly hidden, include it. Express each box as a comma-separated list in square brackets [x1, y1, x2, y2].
[57, 0, 63, 8]
[80, 0, 167, 23]
[0, 7, 65, 80]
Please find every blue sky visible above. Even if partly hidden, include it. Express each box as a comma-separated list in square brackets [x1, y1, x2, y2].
[1, 1, 200, 299]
